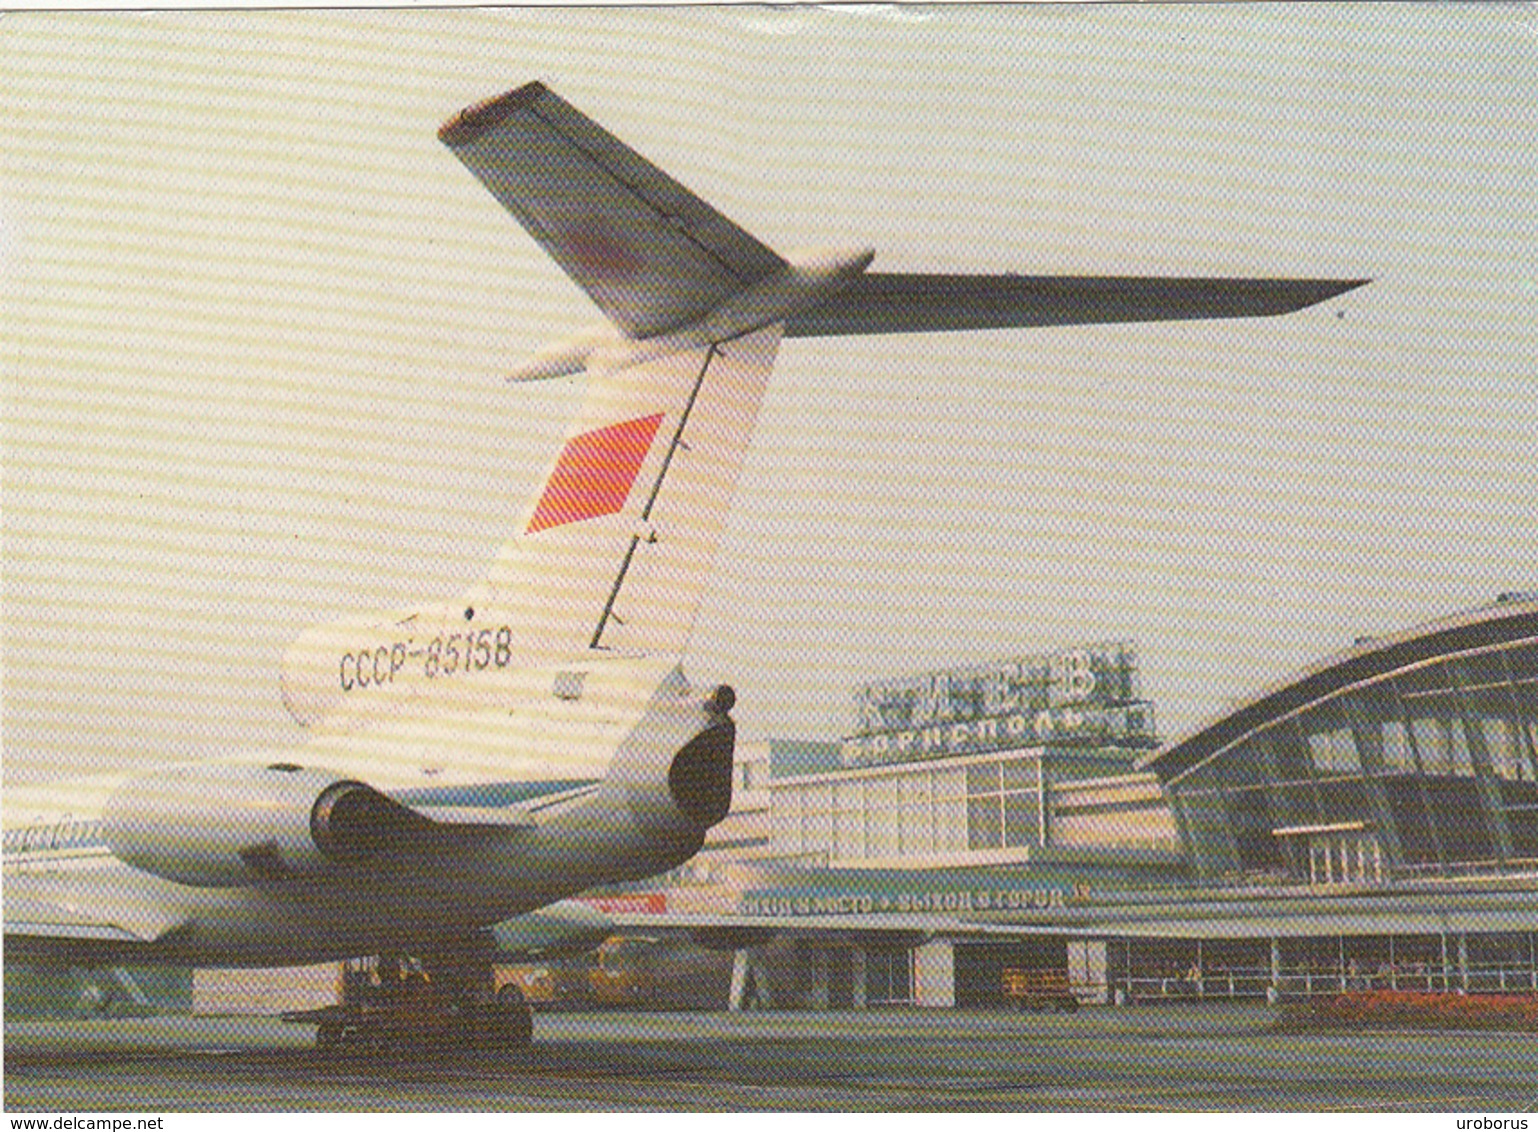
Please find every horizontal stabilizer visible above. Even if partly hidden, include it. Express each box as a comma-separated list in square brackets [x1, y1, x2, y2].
[783, 273, 1369, 337]
[441, 82, 786, 339]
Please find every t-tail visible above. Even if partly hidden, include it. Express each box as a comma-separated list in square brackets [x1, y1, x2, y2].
[281, 81, 1366, 728]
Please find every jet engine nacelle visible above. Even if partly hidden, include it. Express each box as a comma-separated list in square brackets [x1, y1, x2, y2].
[100, 763, 428, 888]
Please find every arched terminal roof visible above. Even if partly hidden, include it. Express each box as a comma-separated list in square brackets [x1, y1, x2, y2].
[1144, 596, 1538, 783]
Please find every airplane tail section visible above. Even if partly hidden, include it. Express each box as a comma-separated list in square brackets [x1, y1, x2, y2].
[283, 82, 1368, 727]
[438, 83, 1367, 669]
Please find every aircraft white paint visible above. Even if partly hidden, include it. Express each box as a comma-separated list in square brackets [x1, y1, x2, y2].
[2, 83, 1363, 1025]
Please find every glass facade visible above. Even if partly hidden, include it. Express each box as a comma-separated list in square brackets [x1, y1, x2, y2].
[771, 751, 1045, 863]
[1164, 626, 1538, 882]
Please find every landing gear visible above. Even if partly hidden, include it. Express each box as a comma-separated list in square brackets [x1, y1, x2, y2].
[314, 1016, 346, 1051]
[460, 997, 534, 1048]
[284, 950, 534, 1054]
[488, 982, 535, 1046]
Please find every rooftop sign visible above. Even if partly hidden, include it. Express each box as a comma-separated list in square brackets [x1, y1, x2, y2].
[842, 642, 1156, 768]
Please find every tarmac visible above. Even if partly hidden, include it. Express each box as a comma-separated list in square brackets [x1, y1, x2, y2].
[5, 1004, 1537, 1112]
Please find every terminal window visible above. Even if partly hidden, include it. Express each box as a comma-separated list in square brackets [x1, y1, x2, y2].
[965, 760, 1041, 851]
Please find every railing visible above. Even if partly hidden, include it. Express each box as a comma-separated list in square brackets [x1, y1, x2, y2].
[1117, 962, 1538, 1002]
[1391, 858, 1538, 883]
[1463, 963, 1538, 993]
[1214, 857, 1538, 892]
[1122, 968, 1272, 1002]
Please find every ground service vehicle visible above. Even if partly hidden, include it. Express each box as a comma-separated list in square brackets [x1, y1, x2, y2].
[286, 955, 533, 1053]
[1002, 968, 1080, 1013]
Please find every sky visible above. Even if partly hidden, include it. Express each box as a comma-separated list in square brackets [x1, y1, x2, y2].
[3, 5, 1535, 786]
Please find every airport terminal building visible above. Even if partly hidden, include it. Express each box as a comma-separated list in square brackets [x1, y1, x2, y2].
[628, 595, 1538, 1009]
[1156, 598, 1538, 884]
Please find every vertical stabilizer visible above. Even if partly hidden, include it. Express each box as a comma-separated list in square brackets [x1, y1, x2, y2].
[475, 327, 781, 662]
[588, 327, 782, 656]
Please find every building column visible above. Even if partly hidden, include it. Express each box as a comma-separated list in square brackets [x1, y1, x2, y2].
[913, 940, 955, 1008]
[1457, 933, 1470, 992]
[728, 948, 773, 1012]
[850, 947, 867, 1010]
[808, 947, 830, 1010]
[1068, 939, 1109, 1005]
[729, 950, 749, 1012]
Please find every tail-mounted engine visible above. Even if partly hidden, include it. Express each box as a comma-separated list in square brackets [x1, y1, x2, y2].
[666, 684, 736, 827]
[599, 673, 737, 860]
[101, 763, 432, 888]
